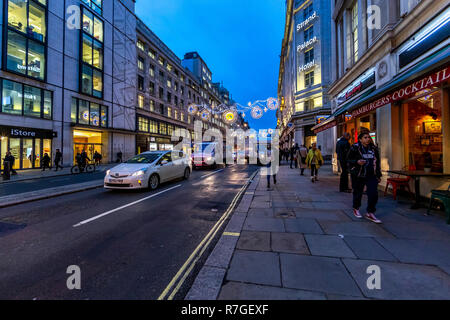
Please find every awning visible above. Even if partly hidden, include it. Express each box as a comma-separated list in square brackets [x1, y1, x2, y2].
[313, 45, 450, 134]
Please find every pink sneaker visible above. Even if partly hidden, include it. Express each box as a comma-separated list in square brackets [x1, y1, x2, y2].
[366, 213, 382, 224]
[353, 209, 362, 219]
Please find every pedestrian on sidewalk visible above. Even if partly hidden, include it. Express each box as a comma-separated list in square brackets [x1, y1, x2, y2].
[290, 144, 299, 169]
[42, 153, 51, 171]
[2, 153, 13, 180]
[54, 149, 63, 171]
[296, 144, 308, 175]
[336, 133, 352, 193]
[347, 132, 383, 224]
[93, 151, 102, 165]
[266, 146, 277, 189]
[117, 151, 123, 163]
[306, 143, 323, 183]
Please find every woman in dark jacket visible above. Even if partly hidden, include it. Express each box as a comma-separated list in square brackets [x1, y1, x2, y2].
[347, 132, 382, 224]
[42, 153, 51, 171]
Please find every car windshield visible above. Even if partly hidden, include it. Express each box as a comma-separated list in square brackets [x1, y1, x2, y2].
[194, 143, 216, 153]
[126, 153, 163, 164]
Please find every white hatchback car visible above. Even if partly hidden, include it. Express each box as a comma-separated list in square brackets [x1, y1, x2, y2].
[104, 151, 191, 190]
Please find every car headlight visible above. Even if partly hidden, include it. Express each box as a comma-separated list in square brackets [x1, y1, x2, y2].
[106, 170, 111, 175]
[132, 169, 148, 177]
[206, 157, 213, 162]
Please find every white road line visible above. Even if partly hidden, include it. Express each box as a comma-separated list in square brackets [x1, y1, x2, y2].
[200, 169, 224, 179]
[73, 185, 182, 228]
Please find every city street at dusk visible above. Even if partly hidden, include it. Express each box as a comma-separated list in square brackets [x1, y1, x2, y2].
[0, 0, 449, 312]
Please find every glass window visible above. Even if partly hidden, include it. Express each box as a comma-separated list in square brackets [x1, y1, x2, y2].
[90, 103, 100, 126]
[71, 98, 78, 123]
[82, 0, 102, 15]
[137, 40, 145, 51]
[305, 48, 314, 64]
[304, 25, 314, 41]
[167, 107, 172, 118]
[79, 100, 90, 125]
[150, 120, 158, 133]
[93, 69, 102, 98]
[351, 1, 359, 64]
[149, 49, 156, 60]
[2, 79, 23, 115]
[160, 123, 167, 135]
[28, 1, 46, 42]
[81, 7, 103, 98]
[138, 95, 144, 109]
[138, 76, 144, 91]
[150, 99, 155, 112]
[101, 106, 108, 127]
[43, 90, 52, 119]
[404, 89, 443, 173]
[23, 85, 42, 118]
[7, 31, 27, 75]
[138, 117, 149, 132]
[138, 57, 145, 70]
[81, 65, 93, 95]
[8, 0, 27, 33]
[149, 64, 155, 77]
[27, 40, 45, 79]
[305, 71, 314, 87]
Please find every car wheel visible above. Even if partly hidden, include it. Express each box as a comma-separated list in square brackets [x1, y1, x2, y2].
[183, 167, 191, 180]
[148, 174, 160, 190]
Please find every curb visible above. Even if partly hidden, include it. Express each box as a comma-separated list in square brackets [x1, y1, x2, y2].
[185, 170, 260, 300]
[0, 166, 112, 184]
[0, 180, 104, 208]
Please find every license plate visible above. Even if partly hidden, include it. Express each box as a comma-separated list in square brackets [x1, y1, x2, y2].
[109, 179, 123, 183]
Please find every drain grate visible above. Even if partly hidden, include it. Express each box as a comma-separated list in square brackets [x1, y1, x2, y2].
[274, 211, 296, 219]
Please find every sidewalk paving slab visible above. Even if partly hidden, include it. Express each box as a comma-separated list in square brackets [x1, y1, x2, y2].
[205, 235, 240, 270]
[293, 209, 351, 222]
[318, 220, 395, 238]
[226, 250, 281, 287]
[271, 232, 310, 255]
[374, 238, 450, 266]
[304, 234, 356, 258]
[218, 282, 327, 300]
[342, 258, 450, 300]
[236, 231, 271, 252]
[284, 218, 323, 234]
[243, 217, 285, 233]
[343, 236, 398, 262]
[280, 254, 362, 297]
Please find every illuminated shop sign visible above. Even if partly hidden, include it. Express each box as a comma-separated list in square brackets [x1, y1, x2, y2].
[316, 116, 327, 124]
[296, 11, 318, 32]
[299, 60, 317, 72]
[297, 36, 318, 52]
[352, 66, 450, 118]
[337, 68, 376, 105]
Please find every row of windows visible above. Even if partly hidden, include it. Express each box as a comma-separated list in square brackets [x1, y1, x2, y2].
[1, 79, 52, 119]
[137, 116, 186, 136]
[81, 7, 104, 98]
[81, 0, 103, 15]
[6, 0, 47, 80]
[71, 98, 108, 128]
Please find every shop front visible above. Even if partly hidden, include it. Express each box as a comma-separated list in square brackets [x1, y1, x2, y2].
[73, 129, 103, 164]
[0, 126, 56, 170]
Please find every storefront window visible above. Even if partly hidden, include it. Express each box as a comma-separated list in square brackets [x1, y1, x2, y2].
[10, 138, 21, 170]
[23, 85, 42, 118]
[90, 103, 100, 127]
[2, 79, 23, 115]
[34, 139, 41, 167]
[79, 100, 90, 125]
[0, 137, 8, 170]
[71, 97, 108, 127]
[403, 89, 443, 173]
[22, 139, 34, 169]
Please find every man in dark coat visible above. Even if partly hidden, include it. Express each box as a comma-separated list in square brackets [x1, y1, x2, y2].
[54, 149, 63, 171]
[42, 153, 51, 171]
[336, 133, 352, 192]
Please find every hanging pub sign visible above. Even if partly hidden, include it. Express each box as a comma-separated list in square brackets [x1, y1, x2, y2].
[316, 116, 328, 125]
[352, 65, 450, 118]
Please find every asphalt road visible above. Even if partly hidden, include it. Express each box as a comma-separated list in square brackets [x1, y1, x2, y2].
[0, 164, 258, 300]
[0, 171, 107, 197]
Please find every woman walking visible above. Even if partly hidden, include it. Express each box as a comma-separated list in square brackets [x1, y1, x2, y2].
[296, 144, 308, 176]
[305, 143, 323, 183]
[347, 132, 383, 224]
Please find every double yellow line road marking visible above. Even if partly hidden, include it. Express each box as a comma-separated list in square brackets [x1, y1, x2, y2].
[157, 169, 259, 300]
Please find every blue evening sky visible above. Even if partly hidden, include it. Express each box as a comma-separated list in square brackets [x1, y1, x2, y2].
[135, 0, 286, 131]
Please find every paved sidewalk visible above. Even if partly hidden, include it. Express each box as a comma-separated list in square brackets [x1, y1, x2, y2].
[187, 165, 450, 300]
[0, 164, 114, 184]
